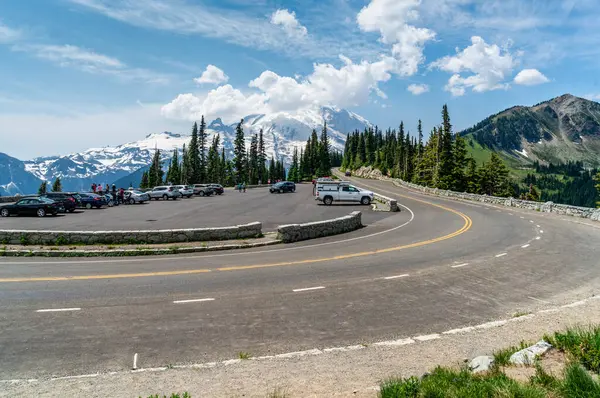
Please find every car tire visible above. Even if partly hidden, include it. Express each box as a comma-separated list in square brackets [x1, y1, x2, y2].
[361, 196, 371, 205]
[162, 194, 168, 200]
[0, 208, 9, 217]
[86, 203, 92, 209]
[37, 208, 46, 217]
[68, 208, 75, 213]
[279, 189, 283, 194]
[199, 191, 205, 197]
[324, 196, 333, 206]
[129, 198, 135, 205]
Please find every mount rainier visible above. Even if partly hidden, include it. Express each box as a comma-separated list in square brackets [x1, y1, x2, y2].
[0, 106, 371, 195]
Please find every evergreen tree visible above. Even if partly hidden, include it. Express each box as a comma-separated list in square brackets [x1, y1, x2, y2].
[268, 156, 276, 182]
[140, 170, 149, 189]
[187, 122, 200, 183]
[198, 116, 207, 183]
[233, 119, 247, 183]
[479, 153, 510, 196]
[310, 129, 320, 176]
[318, 123, 331, 177]
[38, 181, 47, 195]
[51, 177, 62, 192]
[258, 129, 267, 184]
[220, 148, 229, 186]
[464, 157, 479, 193]
[288, 147, 300, 183]
[207, 134, 221, 183]
[438, 104, 455, 189]
[355, 132, 365, 168]
[417, 119, 424, 160]
[148, 149, 163, 188]
[180, 144, 189, 184]
[451, 135, 468, 192]
[341, 133, 351, 170]
[595, 172, 600, 207]
[248, 134, 259, 184]
[166, 149, 180, 184]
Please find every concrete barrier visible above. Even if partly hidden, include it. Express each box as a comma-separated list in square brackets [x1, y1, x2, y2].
[0, 222, 262, 246]
[277, 211, 362, 243]
[373, 193, 400, 212]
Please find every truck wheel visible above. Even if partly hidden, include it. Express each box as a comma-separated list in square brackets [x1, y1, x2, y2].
[324, 196, 333, 206]
[361, 196, 371, 205]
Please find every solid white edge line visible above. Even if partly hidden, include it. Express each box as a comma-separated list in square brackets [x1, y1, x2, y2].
[535, 236, 541, 240]
[451, 263, 469, 268]
[173, 298, 215, 304]
[36, 308, 81, 313]
[293, 286, 325, 293]
[521, 244, 530, 249]
[495, 253, 508, 258]
[132, 353, 138, 370]
[383, 274, 409, 280]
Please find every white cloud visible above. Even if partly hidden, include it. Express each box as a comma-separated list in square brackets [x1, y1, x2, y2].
[431, 36, 517, 96]
[0, 22, 21, 43]
[270, 9, 307, 38]
[193, 65, 229, 85]
[407, 83, 429, 95]
[513, 69, 549, 86]
[162, 56, 393, 122]
[357, 0, 436, 76]
[12, 44, 170, 84]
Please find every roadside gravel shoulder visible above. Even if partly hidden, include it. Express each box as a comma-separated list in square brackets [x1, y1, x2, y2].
[3, 294, 599, 397]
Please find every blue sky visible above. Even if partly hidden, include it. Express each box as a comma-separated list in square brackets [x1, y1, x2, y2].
[2, 0, 600, 159]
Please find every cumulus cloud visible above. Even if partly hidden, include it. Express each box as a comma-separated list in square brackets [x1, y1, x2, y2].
[407, 83, 429, 95]
[513, 68, 549, 86]
[193, 65, 229, 85]
[270, 9, 307, 38]
[0, 22, 21, 43]
[162, 56, 393, 122]
[431, 36, 517, 96]
[357, 0, 435, 76]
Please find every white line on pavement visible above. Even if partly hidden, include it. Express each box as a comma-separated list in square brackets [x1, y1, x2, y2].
[521, 244, 530, 249]
[540, 230, 544, 234]
[293, 286, 325, 293]
[451, 263, 469, 268]
[414, 334, 440, 341]
[536, 225, 540, 228]
[495, 253, 508, 258]
[528, 296, 550, 304]
[520, 216, 525, 219]
[530, 220, 534, 223]
[173, 298, 215, 304]
[383, 274, 410, 280]
[133, 353, 138, 370]
[535, 237, 541, 240]
[36, 308, 81, 313]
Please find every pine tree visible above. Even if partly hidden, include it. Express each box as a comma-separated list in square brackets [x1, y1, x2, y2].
[38, 181, 47, 195]
[148, 149, 163, 188]
[207, 134, 221, 183]
[198, 116, 207, 183]
[248, 134, 259, 184]
[187, 122, 200, 183]
[140, 170, 149, 189]
[451, 135, 468, 192]
[318, 123, 331, 177]
[220, 148, 228, 185]
[258, 129, 267, 184]
[310, 129, 320, 176]
[595, 172, 600, 207]
[166, 149, 180, 184]
[268, 156, 276, 182]
[479, 153, 510, 196]
[355, 133, 365, 168]
[233, 119, 247, 184]
[180, 144, 188, 184]
[464, 157, 479, 193]
[288, 147, 300, 183]
[51, 177, 62, 192]
[438, 105, 455, 189]
[417, 119, 424, 160]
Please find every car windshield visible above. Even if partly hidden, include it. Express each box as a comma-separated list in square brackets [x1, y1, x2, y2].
[131, 190, 144, 195]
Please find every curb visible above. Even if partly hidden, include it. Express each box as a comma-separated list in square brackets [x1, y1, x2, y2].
[0, 239, 283, 258]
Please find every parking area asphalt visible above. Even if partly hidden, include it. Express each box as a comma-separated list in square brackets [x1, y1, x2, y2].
[0, 184, 391, 232]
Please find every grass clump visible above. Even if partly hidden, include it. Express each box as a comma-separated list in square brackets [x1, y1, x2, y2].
[142, 394, 190, 398]
[238, 351, 251, 360]
[266, 387, 289, 398]
[493, 340, 531, 367]
[548, 326, 600, 373]
[562, 363, 600, 397]
[379, 367, 548, 398]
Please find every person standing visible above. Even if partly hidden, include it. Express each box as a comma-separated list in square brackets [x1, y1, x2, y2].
[243, 182, 246, 193]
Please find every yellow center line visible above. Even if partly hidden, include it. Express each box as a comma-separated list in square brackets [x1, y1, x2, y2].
[0, 182, 472, 283]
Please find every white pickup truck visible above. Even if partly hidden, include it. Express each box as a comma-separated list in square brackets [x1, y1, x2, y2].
[314, 181, 374, 205]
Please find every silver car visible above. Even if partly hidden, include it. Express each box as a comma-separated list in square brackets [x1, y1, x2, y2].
[147, 186, 181, 200]
[174, 185, 194, 198]
[125, 190, 150, 204]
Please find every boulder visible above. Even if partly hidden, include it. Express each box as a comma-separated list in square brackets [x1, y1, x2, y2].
[509, 341, 553, 366]
[469, 356, 495, 373]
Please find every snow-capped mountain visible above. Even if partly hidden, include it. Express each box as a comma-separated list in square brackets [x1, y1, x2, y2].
[4, 106, 370, 194]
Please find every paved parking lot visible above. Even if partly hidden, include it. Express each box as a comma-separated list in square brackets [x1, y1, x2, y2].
[0, 184, 391, 232]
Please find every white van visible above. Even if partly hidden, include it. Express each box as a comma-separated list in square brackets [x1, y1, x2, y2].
[314, 181, 374, 206]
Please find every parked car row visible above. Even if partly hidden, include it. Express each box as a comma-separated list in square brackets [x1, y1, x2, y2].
[145, 184, 224, 200]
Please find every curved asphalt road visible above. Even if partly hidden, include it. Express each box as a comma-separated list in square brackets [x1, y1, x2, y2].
[1, 176, 599, 380]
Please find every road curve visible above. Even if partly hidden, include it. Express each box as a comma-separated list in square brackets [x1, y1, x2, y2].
[1, 176, 599, 380]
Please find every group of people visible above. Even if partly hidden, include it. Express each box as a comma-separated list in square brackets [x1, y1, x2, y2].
[236, 182, 247, 193]
[90, 183, 128, 204]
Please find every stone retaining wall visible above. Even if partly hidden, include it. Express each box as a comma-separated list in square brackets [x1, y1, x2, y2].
[277, 211, 362, 243]
[0, 222, 262, 246]
[373, 193, 400, 212]
[352, 166, 600, 222]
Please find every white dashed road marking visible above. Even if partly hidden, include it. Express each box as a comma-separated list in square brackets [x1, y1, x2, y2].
[540, 230, 544, 234]
[521, 244, 530, 249]
[536, 237, 541, 240]
[36, 308, 81, 313]
[293, 286, 325, 293]
[451, 263, 469, 268]
[173, 298, 215, 304]
[383, 274, 409, 280]
[536, 225, 540, 228]
[414, 334, 441, 341]
[495, 253, 508, 258]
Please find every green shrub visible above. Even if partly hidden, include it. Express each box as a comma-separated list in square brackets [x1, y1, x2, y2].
[238, 352, 251, 360]
[380, 376, 420, 398]
[550, 326, 600, 373]
[55, 235, 68, 246]
[493, 340, 531, 367]
[19, 234, 30, 246]
[562, 363, 600, 397]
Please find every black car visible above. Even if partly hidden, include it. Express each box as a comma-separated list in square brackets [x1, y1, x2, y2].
[0, 197, 60, 217]
[208, 184, 224, 195]
[42, 192, 80, 213]
[270, 181, 296, 193]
